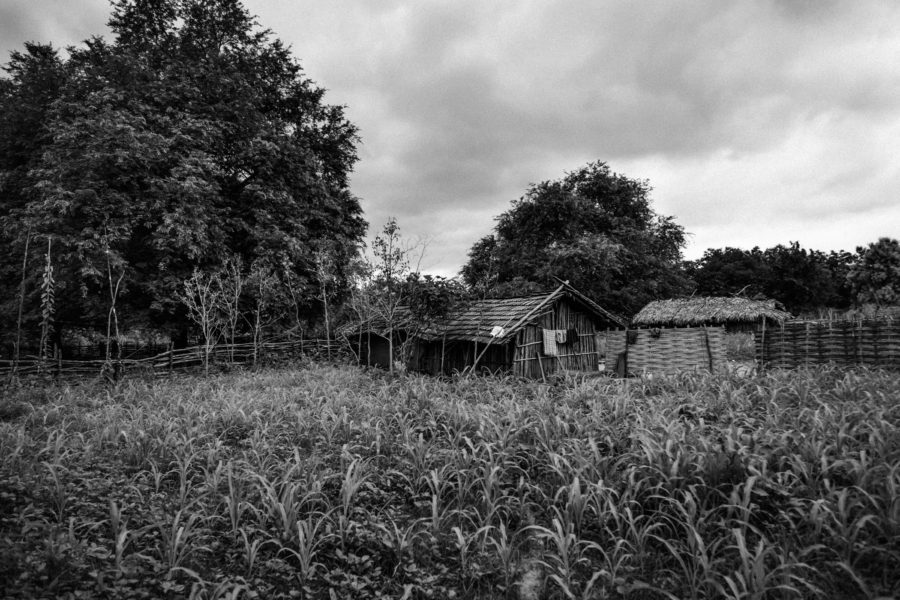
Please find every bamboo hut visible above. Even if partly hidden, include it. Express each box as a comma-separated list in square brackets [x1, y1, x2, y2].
[408, 282, 626, 377]
[631, 297, 792, 333]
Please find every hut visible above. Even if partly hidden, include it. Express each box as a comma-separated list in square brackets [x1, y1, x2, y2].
[630, 297, 792, 332]
[408, 282, 626, 377]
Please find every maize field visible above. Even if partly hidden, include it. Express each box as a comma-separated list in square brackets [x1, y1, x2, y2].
[1, 363, 898, 599]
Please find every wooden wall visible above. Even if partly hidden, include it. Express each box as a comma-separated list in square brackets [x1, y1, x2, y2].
[512, 298, 600, 378]
[410, 338, 513, 375]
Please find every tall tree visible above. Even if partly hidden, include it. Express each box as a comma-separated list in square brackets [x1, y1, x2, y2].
[461, 161, 689, 315]
[1, 0, 366, 342]
[0, 43, 67, 342]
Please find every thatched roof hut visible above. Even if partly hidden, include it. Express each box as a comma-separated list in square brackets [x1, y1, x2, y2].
[344, 282, 626, 376]
[631, 297, 791, 332]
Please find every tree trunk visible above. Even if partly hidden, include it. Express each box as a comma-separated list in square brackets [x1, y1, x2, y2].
[388, 325, 394, 374]
[12, 233, 30, 381]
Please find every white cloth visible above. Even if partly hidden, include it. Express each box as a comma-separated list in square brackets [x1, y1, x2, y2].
[542, 329, 559, 356]
[555, 330, 567, 344]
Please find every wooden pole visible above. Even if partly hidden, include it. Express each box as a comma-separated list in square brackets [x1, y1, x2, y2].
[534, 350, 546, 383]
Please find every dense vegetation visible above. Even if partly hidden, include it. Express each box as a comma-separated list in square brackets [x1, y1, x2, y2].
[0, 0, 365, 344]
[2, 364, 897, 599]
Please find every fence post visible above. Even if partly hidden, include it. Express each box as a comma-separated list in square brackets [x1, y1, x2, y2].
[56, 344, 62, 380]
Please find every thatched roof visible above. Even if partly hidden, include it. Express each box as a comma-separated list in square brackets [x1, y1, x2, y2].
[631, 297, 792, 328]
[343, 283, 627, 344]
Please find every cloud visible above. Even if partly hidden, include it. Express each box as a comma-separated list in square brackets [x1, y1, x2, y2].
[0, 0, 110, 60]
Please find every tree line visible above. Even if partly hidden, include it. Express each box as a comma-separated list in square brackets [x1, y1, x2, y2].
[459, 161, 899, 317]
[2, 0, 898, 367]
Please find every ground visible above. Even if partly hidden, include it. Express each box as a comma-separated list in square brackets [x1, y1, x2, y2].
[1, 362, 898, 599]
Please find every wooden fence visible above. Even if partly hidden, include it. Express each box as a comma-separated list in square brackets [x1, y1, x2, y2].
[757, 319, 900, 369]
[597, 326, 727, 376]
[0, 338, 346, 381]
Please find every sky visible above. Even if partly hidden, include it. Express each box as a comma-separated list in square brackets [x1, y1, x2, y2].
[2, 0, 899, 276]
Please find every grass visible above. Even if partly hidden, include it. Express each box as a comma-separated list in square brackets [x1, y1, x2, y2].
[1, 362, 899, 599]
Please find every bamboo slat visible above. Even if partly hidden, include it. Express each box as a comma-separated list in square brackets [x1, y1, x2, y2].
[756, 319, 900, 369]
[0, 338, 347, 381]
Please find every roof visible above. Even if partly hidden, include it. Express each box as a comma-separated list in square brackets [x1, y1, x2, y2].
[342, 283, 627, 344]
[631, 296, 792, 327]
[418, 282, 626, 343]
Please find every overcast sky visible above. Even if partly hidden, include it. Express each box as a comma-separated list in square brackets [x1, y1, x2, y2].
[3, 1, 899, 275]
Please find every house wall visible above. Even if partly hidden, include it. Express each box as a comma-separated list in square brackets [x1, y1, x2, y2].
[411, 339, 514, 375]
[513, 298, 600, 378]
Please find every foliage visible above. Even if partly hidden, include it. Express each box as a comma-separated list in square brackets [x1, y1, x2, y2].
[847, 237, 900, 308]
[404, 273, 471, 326]
[1, 364, 899, 599]
[38, 238, 55, 363]
[0, 0, 366, 341]
[686, 243, 856, 314]
[461, 161, 690, 316]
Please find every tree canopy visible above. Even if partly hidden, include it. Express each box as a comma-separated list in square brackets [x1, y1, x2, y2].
[0, 0, 366, 342]
[685, 243, 856, 314]
[847, 237, 900, 308]
[461, 161, 690, 315]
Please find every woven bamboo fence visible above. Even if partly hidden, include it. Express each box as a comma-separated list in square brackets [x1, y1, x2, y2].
[0, 338, 345, 381]
[596, 326, 726, 376]
[756, 319, 900, 369]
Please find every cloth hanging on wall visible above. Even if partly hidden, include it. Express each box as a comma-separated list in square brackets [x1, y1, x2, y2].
[567, 328, 578, 343]
[555, 330, 567, 344]
[542, 329, 559, 356]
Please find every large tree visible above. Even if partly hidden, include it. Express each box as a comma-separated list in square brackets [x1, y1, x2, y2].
[461, 161, 689, 315]
[0, 0, 365, 343]
[847, 237, 900, 308]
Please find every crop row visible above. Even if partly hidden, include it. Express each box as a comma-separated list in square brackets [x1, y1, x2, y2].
[1, 364, 898, 598]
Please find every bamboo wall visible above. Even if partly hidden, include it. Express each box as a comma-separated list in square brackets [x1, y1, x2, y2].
[757, 319, 900, 369]
[596, 326, 726, 375]
[512, 298, 600, 378]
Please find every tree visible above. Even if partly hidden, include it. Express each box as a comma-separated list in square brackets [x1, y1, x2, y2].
[369, 218, 412, 374]
[244, 258, 288, 366]
[461, 161, 689, 315]
[685, 243, 857, 314]
[0, 43, 67, 342]
[684, 247, 769, 298]
[0, 0, 366, 343]
[847, 238, 900, 308]
[178, 268, 224, 376]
